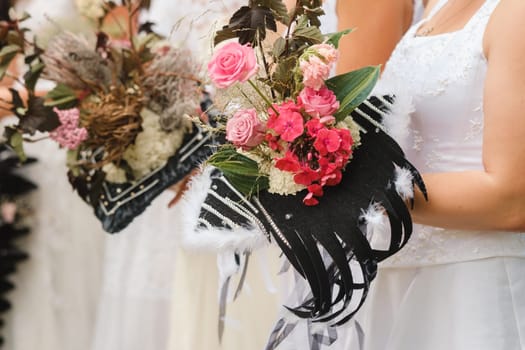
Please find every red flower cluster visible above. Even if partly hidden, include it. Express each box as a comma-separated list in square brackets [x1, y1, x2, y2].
[267, 94, 353, 206]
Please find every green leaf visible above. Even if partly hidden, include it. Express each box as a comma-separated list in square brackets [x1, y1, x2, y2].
[272, 36, 286, 58]
[326, 65, 380, 122]
[325, 29, 353, 48]
[292, 16, 324, 44]
[7, 30, 24, 48]
[44, 83, 78, 108]
[7, 130, 27, 162]
[0, 44, 21, 80]
[208, 146, 269, 195]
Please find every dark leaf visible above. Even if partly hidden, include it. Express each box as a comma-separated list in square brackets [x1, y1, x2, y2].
[271, 55, 298, 97]
[138, 21, 156, 34]
[293, 25, 323, 44]
[214, 5, 276, 46]
[23, 61, 45, 92]
[18, 95, 60, 134]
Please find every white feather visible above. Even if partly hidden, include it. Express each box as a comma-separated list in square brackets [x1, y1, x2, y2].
[394, 166, 415, 200]
[360, 203, 390, 251]
[372, 81, 415, 151]
[178, 166, 268, 254]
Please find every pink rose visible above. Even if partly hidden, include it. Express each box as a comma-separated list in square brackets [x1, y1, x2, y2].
[208, 42, 258, 88]
[226, 108, 266, 149]
[298, 86, 340, 118]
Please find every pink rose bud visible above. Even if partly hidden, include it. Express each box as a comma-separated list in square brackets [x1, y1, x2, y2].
[226, 108, 266, 149]
[208, 42, 259, 88]
[299, 86, 340, 118]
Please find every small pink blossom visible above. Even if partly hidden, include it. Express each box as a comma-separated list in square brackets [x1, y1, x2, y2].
[1, 202, 17, 223]
[275, 151, 301, 172]
[208, 42, 258, 88]
[305, 118, 323, 137]
[49, 107, 88, 150]
[298, 86, 340, 118]
[313, 128, 341, 156]
[267, 101, 304, 142]
[299, 56, 331, 91]
[226, 108, 266, 149]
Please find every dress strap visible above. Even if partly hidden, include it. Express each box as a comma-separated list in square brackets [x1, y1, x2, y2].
[464, 0, 501, 33]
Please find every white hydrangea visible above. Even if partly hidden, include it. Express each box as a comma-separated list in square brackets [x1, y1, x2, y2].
[123, 108, 192, 180]
[268, 166, 305, 196]
[102, 162, 127, 183]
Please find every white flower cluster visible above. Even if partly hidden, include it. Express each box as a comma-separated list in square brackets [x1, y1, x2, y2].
[102, 163, 127, 183]
[124, 108, 192, 179]
[267, 166, 306, 196]
[74, 0, 105, 20]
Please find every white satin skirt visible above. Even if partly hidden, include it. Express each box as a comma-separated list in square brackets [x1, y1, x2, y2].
[339, 257, 525, 350]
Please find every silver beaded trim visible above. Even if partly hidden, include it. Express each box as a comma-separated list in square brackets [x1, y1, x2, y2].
[201, 202, 238, 229]
[99, 179, 160, 216]
[354, 108, 386, 133]
[252, 197, 291, 249]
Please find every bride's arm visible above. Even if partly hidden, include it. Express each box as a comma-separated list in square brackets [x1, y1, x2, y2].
[411, 0, 525, 232]
[336, 0, 414, 73]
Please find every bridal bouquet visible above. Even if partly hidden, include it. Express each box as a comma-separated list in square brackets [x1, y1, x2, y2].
[1, 2, 216, 232]
[182, 0, 426, 342]
[206, 4, 376, 205]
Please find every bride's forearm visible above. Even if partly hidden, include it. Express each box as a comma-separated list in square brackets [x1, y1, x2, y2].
[411, 171, 525, 232]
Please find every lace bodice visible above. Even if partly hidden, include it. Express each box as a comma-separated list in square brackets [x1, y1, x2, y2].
[377, 0, 525, 267]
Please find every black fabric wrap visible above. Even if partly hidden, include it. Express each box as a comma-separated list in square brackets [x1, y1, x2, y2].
[0, 144, 36, 346]
[72, 94, 221, 233]
[197, 96, 427, 328]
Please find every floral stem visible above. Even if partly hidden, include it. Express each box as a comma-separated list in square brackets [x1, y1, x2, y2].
[247, 80, 278, 115]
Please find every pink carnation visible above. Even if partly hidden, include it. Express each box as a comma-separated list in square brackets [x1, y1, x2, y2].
[208, 42, 258, 88]
[299, 56, 331, 91]
[298, 86, 340, 118]
[299, 43, 338, 90]
[226, 108, 266, 149]
[312, 43, 338, 64]
[49, 107, 88, 150]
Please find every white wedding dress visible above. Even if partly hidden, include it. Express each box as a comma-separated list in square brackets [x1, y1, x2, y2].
[91, 2, 274, 350]
[2, 2, 105, 350]
[340, 0, 525, 349]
